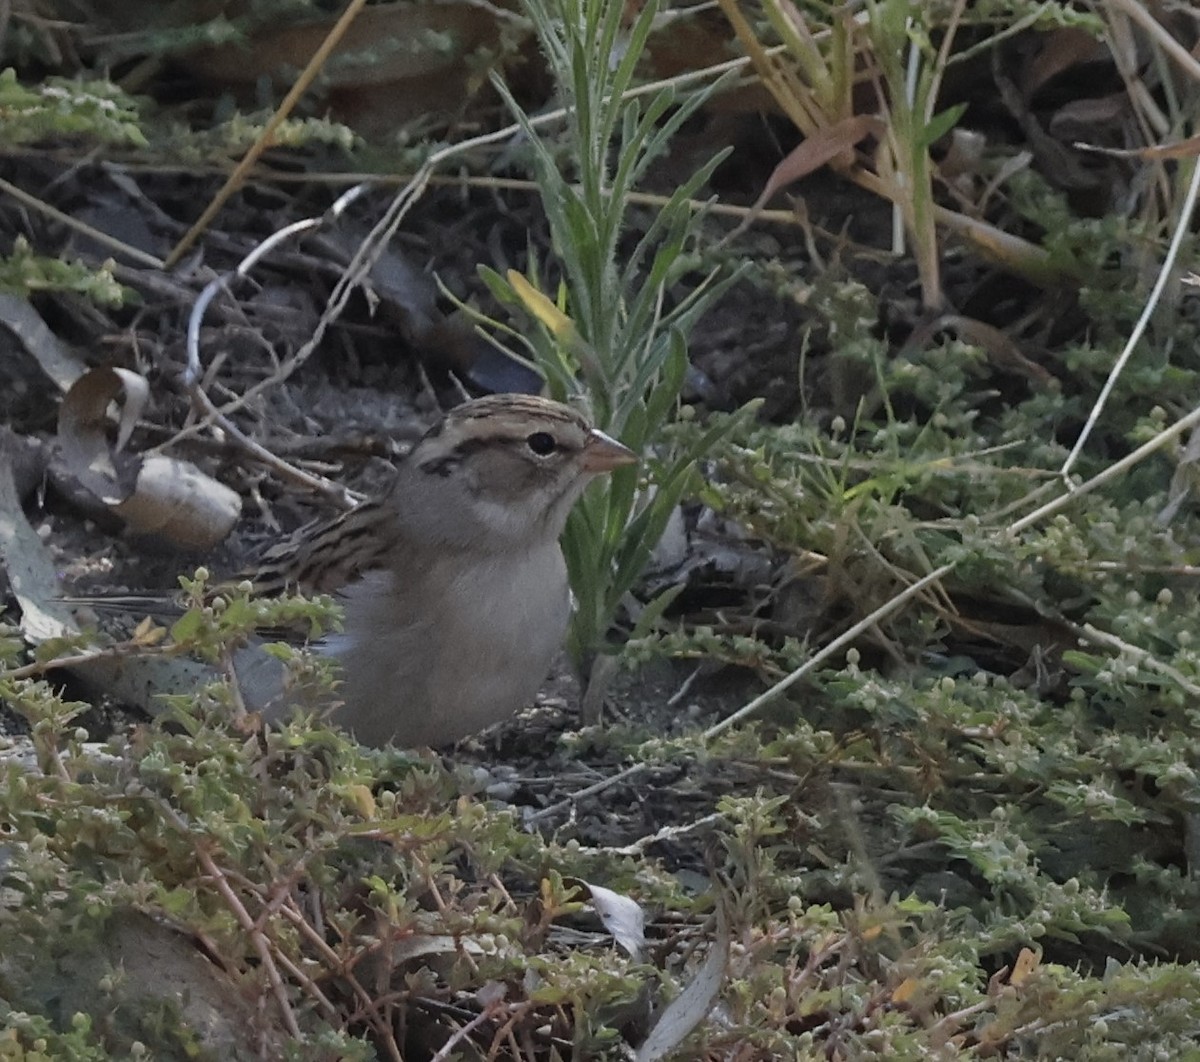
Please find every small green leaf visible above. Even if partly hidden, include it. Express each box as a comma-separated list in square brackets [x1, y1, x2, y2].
[169, 609, 205, 643]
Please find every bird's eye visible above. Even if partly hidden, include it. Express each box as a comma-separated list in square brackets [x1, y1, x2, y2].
[526, 431, 558, 456]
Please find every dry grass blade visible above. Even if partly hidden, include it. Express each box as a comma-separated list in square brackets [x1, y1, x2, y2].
[165, 0, 372, 267]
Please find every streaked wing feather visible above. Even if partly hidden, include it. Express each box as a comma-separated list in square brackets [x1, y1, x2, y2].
[249, 500, 396, 596]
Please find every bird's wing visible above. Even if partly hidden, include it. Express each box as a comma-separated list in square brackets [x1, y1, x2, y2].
[248, 499, 397, 596]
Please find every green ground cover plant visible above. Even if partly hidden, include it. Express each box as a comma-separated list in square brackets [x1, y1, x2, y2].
[3, 0, 1200, 1057]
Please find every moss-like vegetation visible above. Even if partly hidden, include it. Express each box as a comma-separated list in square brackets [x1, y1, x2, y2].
[4, 0, 1200, 1057]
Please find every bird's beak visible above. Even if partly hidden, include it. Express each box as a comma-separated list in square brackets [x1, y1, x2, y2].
[581, 429, 637, 473]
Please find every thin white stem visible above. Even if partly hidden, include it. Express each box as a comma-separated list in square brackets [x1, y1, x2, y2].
[1060, 157, 1200, 478]
[534, 395, 1200, 821]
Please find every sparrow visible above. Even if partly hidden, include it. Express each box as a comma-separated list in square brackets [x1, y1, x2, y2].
[250, 394, 636, 747]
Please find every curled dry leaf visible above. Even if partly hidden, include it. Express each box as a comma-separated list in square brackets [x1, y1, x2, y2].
[57, 364, 148, 503]
[56, 367, 241, 550]
[0, 439, 219, 716]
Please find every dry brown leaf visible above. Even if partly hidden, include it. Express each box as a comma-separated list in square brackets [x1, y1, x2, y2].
[114, 455, 240, 549]
[57, 365, 148, 504]
[56, 367, 241, 550]
[0, 432, 233, 714]
[1022, 28, 1108, 101]
[1009, 946, 1041, 987]
[728, 116, 885, 240]
[757, 116, 885, 206]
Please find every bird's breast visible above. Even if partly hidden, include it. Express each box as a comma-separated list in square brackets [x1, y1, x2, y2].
[323, 542, 570, 746]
